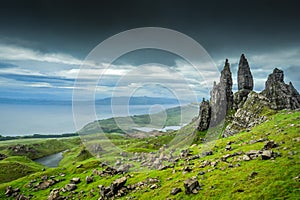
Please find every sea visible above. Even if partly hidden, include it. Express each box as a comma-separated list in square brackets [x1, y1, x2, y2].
[0, 103, 180, 136]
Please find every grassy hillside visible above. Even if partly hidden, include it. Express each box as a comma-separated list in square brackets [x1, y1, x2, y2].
[0, 110, 299, 199]
[0, 137, 80, 160]
[0, 156, 44, 184]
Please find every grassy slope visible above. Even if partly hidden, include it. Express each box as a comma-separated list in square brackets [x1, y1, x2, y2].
[0, 110, 299, 199]
[0, 137, 81, 184]
[0, 137, 80, 160]
[0, 156, 44, 184]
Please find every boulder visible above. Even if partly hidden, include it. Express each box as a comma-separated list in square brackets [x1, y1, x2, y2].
[261, 150, 273, 160]
[170, 187, 182, 195]
[65, 183, 77, 191]
[184, 178, 201, 194]
[263, 140, 278, 150]
[110, 177, 127, 194]
[86, 176, 93, 184]
[70, 177, 80, 184]
[47, 188, 62, 200]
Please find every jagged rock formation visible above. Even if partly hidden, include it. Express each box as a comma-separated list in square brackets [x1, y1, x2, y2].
[210, 59, 233, 125]
[261, 68, 300, 110]
[197, 99, 211, 131]
[234, 54, 254, 109]
[197, 54, 299, 136]
[222, 92, 271, 137]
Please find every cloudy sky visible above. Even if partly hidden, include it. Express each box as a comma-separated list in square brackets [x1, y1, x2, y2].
[0, 0, 300, 101]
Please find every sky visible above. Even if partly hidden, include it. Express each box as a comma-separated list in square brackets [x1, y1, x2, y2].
[0, 0, 300, 102]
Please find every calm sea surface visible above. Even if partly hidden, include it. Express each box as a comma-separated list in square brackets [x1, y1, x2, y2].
[0, 103, 179, 136]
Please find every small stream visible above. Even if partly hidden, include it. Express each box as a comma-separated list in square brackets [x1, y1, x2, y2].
[34, 151, 65, 167]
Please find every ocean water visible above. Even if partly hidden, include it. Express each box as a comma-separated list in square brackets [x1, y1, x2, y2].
[0, 103, 179, 136]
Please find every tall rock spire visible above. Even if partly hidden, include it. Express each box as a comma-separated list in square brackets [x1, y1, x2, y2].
[238, 54, 253, 90]
[233, 54, 254, 109]
[209, 59, 233, 126]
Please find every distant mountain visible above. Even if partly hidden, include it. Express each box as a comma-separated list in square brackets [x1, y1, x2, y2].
[0, 96, 185, 106]
[95, 96, 183, 105]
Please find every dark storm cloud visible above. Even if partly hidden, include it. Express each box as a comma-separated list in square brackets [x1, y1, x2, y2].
[0, 0, 299, 59]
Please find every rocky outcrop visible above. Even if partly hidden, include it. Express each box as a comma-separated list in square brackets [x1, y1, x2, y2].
[233, 89, 251, 110]
[197, 99, 211, 131]
[222, 92, 271, 137]
[210, 59, 233, 125]
[261, 68, 300, 110]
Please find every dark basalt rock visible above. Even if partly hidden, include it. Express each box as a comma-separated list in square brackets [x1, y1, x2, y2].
[238, 54, 253, 90]
[234, 54, 253, 109]
[261, 68, 300, 110]
[197, 99, 211, 131]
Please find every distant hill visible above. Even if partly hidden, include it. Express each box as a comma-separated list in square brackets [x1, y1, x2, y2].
[79, 104, 199, 134]
[0, 96, 184, 106]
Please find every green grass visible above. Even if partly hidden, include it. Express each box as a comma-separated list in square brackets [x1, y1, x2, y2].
[0, 110, 299, 199]
[0, 156, 44, 184]
[0, 137, 81, 160]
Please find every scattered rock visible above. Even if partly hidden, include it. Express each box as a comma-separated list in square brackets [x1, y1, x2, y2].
[170, 188, 182, 195]
[47, 188, 62, 200]
[249, 171, 258, 179]
[263, 140, 278, 150]
[225, 145, 232, 151]
[180, 149, 192, 158]
[211, 161, 217, 167]
[76, 164, 83, 168]
[110, 177, 127, 194]
[261, 150, 273, 160]
[183, 166, 192, 172]
[198, 171, 205, 175]
[15, 193, 30, 200]
[0, 153, 7, 160]
[65, 183, 77, 191]
[86, 176, 93, 184]
[70, 177, 80, 184]
[242, 155, 251, 161]
[37, 179, 56, 190]
[184, 178, 201, 194]
[149, 184, 158, 189]
[202, 151, 213, 157]
[5, 186, 13, 196]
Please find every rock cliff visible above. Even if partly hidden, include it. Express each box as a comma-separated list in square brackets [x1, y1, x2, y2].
[209, 59, 233, 126]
